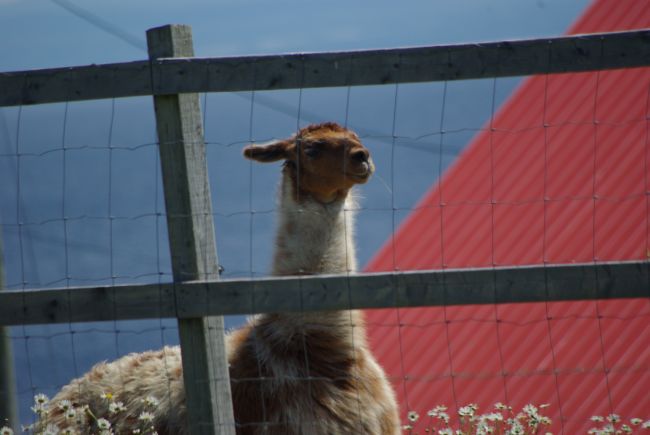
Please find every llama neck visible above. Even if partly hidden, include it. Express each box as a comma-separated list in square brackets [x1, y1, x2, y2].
[271, 172, 358, 276]
[258, 172, 363, 347]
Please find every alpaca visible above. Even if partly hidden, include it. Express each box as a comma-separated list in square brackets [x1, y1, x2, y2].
[231, 122, 400, 434]
[38, 122, 399, 435]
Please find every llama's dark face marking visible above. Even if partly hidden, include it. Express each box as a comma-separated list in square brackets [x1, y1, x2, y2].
[243, 122, 374, 203]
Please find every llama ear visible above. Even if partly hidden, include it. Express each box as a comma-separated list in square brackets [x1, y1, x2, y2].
[243, 140, 294, 163]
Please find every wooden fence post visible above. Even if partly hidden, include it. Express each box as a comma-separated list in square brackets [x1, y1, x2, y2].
[146, 25, 235, 435]
[0, 234, 18, 430]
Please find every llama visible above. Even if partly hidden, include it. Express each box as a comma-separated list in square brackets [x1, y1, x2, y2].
[231, 122, 400, 434]
[38, 122, 399, 435]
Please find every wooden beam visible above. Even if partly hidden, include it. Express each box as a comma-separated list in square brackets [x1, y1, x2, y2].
[2, 29, 650, 107]
[0, 60, 150, 107]
[0, 262, 647, 326]
[0, 232, 18, 430]
[147, 25, 234, 435]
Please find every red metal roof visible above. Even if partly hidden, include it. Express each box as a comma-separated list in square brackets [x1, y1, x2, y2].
[364, 1, 650, 433]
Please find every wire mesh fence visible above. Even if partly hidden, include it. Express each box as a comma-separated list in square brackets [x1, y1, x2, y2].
[0, 23, 649, 434]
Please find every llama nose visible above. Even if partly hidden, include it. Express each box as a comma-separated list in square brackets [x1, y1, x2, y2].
[350, 149, 369, 163]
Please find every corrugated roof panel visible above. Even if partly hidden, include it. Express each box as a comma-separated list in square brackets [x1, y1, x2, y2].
[364, 0, 650, 432]
[492, 129, 546, 202]
[493, 202, 545, 265]
[596, 197, 647, 261]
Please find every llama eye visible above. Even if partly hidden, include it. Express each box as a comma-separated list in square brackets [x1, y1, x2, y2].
[304, 147, 320, 158]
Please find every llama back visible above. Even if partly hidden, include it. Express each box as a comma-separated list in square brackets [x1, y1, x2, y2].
[227, 317, 399, 435]
[37, 346, 187, 434]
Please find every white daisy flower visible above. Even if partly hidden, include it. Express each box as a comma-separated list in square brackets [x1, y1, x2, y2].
[407, 411, 419, 423]
[143, 396, 160, 407]
[109, 401, 127, 414]
[97, 418, 111, 430]
[458, 405, 476, 417]
[523, 404, 539, 418]
[64, 407, 76, 420]
[41, 424, 59, 435]
[139, 411, 155, 423]
[507, 420, 525, 435]
[57, 400, 73, 411]
[484, 412, 504, 422]
[30, 402, 49, 416]
[34, 393, 49, 405]
[428, 405, 448, 418]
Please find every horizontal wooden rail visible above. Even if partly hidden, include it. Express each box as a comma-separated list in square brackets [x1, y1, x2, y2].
[0, 261, 647, 326]
[1, 30, 649, 107]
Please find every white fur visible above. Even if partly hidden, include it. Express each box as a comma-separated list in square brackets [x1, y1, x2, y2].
[273, 174, 358, 275]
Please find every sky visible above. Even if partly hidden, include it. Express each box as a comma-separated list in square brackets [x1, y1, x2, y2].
[0, 0, 591, 426]
[1, 0, 589, 71]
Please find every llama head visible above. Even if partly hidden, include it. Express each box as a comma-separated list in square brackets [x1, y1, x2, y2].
[243, 122, 374, 203]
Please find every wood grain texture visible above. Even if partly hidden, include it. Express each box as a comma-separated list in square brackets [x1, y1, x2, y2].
[147, 24, 235, 435]
[1, 262, 647, 326]
[0, 233, 18, 429]
[2, 30, 649, 107]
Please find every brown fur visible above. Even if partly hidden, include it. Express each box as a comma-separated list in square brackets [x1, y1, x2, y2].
[243, 122, 373, 204]
[236, 123, 398, 434]
[228, 312, 399, 434]
[40, 123, 399, 434]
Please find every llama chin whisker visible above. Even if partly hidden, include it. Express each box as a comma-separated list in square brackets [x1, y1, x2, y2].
[374, 173, 394, 195]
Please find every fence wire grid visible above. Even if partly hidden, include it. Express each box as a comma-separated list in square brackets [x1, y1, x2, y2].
[0, 26, 649, 435]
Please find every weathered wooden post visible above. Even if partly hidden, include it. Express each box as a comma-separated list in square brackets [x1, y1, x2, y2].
[146, 25, 235, 435]
[0, 234, 18, 429]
